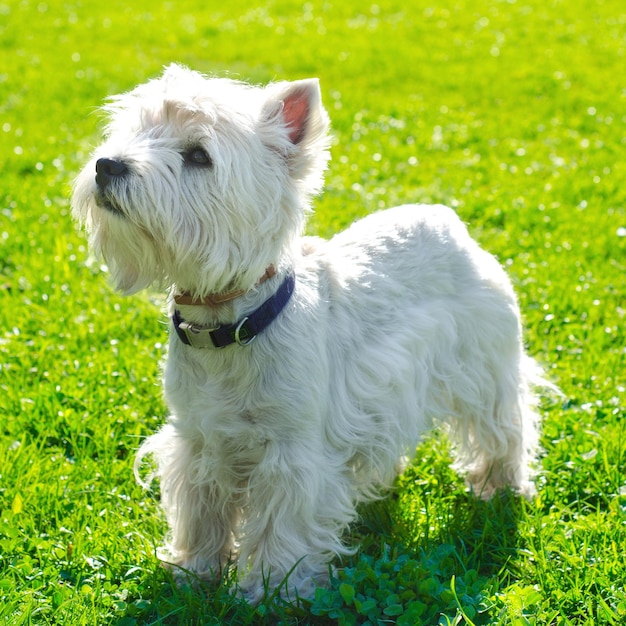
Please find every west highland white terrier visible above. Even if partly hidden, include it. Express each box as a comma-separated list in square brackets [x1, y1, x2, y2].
[72, 64, 547, 602]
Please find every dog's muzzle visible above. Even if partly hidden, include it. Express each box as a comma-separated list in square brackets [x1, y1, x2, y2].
[95, 158, 128, 189]
[94, 158, 128, 215]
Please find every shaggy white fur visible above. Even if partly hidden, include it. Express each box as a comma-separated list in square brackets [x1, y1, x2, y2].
[72, 64, 547, 603]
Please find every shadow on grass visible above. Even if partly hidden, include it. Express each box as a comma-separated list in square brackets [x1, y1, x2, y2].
[110, 496, 526, 625]
[111, 461, 527, 625]
[326, 486, 527, 625]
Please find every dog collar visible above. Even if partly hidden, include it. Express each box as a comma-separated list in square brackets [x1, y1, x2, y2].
[172, 271, 295, 349]
[174, 266, 277, 306]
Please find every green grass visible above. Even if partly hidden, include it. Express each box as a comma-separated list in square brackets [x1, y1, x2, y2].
[1, 0, 625, 623]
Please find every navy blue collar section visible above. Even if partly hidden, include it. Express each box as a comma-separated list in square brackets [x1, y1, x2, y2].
[172, 271, 295, 349]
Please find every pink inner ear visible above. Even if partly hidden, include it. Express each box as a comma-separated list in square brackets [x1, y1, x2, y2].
[282, 90, 310, 145]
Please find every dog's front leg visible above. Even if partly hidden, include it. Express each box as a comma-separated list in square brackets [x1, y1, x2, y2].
[137, 424, 238, 581]
[236, 437, 354, 603]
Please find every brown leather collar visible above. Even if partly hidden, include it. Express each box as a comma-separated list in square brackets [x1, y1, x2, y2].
[174, 266, 277, 307]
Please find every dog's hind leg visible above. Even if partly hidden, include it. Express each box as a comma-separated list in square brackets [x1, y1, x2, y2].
[450, 350, 542, 500]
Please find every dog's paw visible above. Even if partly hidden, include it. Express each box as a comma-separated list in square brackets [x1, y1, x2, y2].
[160, 554, 221, 588]
[466, 472, 537, 501]
[238, 568, 331, 604]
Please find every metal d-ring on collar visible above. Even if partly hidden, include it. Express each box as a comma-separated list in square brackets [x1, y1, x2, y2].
[172, 271, 295, 349]
[234, 317, 255, 346]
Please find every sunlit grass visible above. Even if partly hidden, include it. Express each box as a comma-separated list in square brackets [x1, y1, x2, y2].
[1, 0, 625, 623]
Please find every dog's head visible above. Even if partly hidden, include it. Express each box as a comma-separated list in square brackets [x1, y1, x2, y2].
[72, 64, 330, 296]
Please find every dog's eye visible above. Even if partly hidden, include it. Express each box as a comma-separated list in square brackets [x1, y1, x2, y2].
[185, 148, 212, 167]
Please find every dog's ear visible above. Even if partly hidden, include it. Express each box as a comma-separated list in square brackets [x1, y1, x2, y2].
[259, 79, 330, 187]
[280, 79, 322, 145]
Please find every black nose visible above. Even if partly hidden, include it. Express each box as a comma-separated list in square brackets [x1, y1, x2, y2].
[95, 158, 128, 189]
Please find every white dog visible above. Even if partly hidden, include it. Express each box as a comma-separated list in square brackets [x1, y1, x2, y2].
[72, 64, 547, 602]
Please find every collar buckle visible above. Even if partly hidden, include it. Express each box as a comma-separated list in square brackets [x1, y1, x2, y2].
[175, 317, 222, 349]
